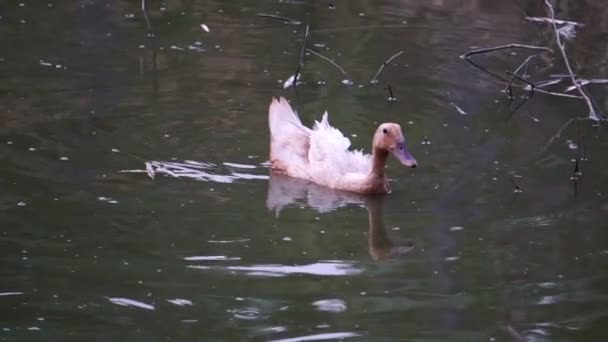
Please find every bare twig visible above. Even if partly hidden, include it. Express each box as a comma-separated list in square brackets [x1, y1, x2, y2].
[141, 0, 154, 37]
[535, 78, 563, 88]
[256, 13, 301, 25]
[505, 55, 537, 97]
[525, 16, 584, 27]
[564, 78, 608, 92]
[293, 25, 310, 87]
[462, 44, 552, 82]
[387, 84, 396, 101]
[506, 71, 535, 113]
[572, 119, 582, 181]
[539, 117, 592, 154]
[305, 48, 352, 82]
[507, 71, 535, 91]
[507, 74, 582, 99]
[461, 44, 552, 60]
[531, 87, 583, 99]
[370, 50, 405, 83]
[544, 0, 601, 121]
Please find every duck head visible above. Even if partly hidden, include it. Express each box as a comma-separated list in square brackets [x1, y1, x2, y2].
[373, 123, 417, 168]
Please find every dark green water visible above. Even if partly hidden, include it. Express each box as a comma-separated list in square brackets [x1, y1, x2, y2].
[1, 1, 608, 341]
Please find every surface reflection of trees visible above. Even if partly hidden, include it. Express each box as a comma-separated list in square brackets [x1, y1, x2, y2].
[266, 174, 414, 260]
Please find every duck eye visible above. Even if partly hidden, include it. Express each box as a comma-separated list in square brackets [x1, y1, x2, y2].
[382, 128, 388, 134]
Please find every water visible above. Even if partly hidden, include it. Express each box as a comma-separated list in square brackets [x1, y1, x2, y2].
[1, 1, 608, 341]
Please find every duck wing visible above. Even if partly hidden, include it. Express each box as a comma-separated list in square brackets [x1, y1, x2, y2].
[309, 112, 371, 175]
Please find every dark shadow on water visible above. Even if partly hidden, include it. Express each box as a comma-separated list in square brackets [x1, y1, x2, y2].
[266, 173, 414, 261]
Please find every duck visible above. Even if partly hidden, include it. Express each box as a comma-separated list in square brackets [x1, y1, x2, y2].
[268, 97, 417, 194]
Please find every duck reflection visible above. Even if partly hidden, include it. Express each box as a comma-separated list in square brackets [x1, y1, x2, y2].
[267, 174, 414, 260]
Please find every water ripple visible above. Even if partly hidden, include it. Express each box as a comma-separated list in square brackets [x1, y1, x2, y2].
[268, 332, 361, 342]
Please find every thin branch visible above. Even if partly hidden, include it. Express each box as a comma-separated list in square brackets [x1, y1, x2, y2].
[538, 117, 591, 155]
[507, 73, 582, 99]
[387, 84, 396, 101]
[462, 44, 552, 83]
[305, 48, 352, 82]
[535, 78, 563, 88]
[506, 72, 581, 102]
[505, 71, 535, 114]
[256, 13, 301, 25]
[370, 50, 405, 83]
[507, 71, 535, 90]
[504, 55, 536, 96]
[293, 25, 310, 87]
[544, 0, 600, 121]
[513, 55, 536, 76]
[532, 87, 583, 99]
[461, 44, 552, 60]
[525, 16, 584, 27]
[141, 0, 154, 37]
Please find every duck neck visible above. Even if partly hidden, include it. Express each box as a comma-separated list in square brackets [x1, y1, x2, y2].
[370, 147, 389, 179]
[367, 197, 393, 260]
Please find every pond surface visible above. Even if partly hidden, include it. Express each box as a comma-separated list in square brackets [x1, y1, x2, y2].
[1, 1, 608, 341]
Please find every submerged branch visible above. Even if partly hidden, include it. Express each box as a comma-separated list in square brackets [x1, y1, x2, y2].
[370, 50, 405, 83]
[305, 48, 352, 82]
[462, 44, 552, 83]
[505, 55, 536, 97]
[141, 0, 154, 37]
[256, 13, 301, 25]
[539, 117, 592, 155]
[461, 44, 552, 60]
[293, 25, 310, 87]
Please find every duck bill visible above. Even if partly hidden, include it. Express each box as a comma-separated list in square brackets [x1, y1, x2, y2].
[392, 149, 417, 168]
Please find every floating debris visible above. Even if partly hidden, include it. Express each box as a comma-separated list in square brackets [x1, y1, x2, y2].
[207, 239, 251, 244]
[256, 13, 301, 25]
[184, 256, 241, 261]
[98, 197, 118, 204]
[450, 102, 468, 115]
[200, 24, 210, 32]
[566, 140, 578, 150]
[283, 74, 302, 89]
[312, 299, 347, 313]
[108, 297, 155, 310]
[167, 298, 193, 306]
